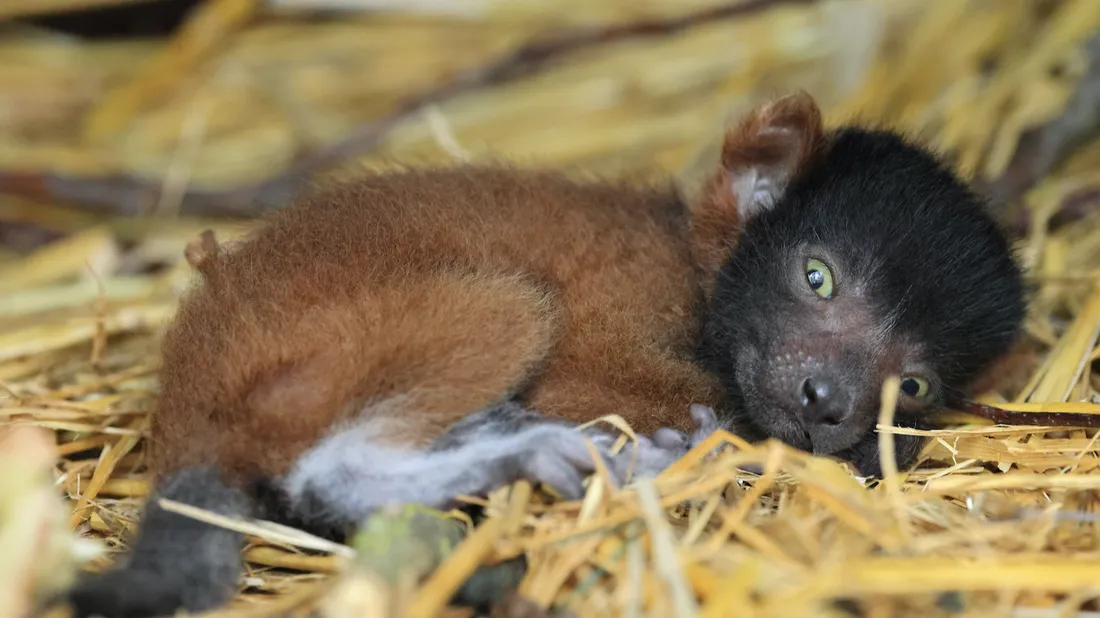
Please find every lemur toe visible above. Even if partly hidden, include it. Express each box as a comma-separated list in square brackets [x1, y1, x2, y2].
[508, 427, 607, 499]
[688, 404, 720, 445]
[652, 427, 689, 450]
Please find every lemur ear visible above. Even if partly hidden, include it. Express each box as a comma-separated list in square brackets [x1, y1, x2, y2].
[719, 90, 824, 220]
[688, 92, 824, 284]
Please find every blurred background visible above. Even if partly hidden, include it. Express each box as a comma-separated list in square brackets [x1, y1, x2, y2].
[0, 0, 1096, 239]
[2, 1, 1100, 616]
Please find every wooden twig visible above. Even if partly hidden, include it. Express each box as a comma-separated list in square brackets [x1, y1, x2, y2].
[949, 397, 1100, 429]
[0, 0, 813, 218]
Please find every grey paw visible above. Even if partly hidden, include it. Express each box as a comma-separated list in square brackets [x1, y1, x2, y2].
[504, 426, 612, 500]
[619, 404, 727, 477]
[501, 405, 726, 500]
[653, 427, 689, 450]
[599, 432, 685, 481]
[505, 425, 683, 498]
[686, 404, 765, 474]
[591, 406, 722, 482]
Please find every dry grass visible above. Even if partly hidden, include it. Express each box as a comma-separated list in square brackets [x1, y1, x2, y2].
[4, 0, 1100, 616]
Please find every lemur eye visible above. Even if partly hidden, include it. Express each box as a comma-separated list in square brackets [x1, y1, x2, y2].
[805, 258, 834, 298]
[900, 377, 929, 398]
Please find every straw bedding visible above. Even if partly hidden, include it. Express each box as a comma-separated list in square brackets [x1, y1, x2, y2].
[3, 0, 1100, 616]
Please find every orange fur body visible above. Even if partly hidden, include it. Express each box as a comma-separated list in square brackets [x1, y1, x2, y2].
[155, 166, 729, 484]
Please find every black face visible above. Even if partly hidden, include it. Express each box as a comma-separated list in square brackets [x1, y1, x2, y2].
[699, 127, 1027, 463]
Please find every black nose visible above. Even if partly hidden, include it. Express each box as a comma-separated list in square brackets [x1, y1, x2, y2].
[799, 375, 850, 426]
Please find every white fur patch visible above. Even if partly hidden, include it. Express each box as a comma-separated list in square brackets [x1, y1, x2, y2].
[730, 167, 781, 217]
[280, 414, 599, 524]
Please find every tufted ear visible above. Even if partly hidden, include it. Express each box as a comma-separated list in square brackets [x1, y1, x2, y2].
[689, 91, 825, 287]
[718, 90, 824, 219]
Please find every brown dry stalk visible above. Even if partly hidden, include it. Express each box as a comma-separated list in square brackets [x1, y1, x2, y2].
[949, 398, 1100, 429]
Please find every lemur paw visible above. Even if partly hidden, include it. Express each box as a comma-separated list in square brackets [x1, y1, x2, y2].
[588, 404, 725, 482]
[503, 423, 688, 499]
[479, 403, 728, 500]
[647, 404, 722, 450]
[502, 425, 616, 500]
[586, 431, 681, 482]
[682, 404, 767, 474]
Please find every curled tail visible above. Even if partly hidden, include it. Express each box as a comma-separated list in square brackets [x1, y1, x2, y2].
[67, 467, 250, 618]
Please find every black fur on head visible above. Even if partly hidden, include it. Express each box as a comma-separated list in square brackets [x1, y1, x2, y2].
[693, 93, 1027, 476]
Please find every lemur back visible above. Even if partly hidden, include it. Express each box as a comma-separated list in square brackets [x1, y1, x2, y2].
[155, 167, 721, 484]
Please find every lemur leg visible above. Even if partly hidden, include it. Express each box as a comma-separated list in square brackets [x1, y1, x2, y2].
[431, 400, 701, 481]
[249, 271, 704, 532]
[526, 343, 723, 442]
[279, 400, 703, 532]
[185, 271, 569, 480]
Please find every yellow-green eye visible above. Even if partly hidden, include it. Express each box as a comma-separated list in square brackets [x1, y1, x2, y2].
[805, 258, 834, 298]
[900, 377, 929, 398]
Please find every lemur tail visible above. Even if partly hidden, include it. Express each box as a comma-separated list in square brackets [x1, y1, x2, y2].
[66, 467, 249, 618]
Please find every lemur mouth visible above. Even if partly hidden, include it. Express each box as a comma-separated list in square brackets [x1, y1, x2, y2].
[786, 421, 814, 452]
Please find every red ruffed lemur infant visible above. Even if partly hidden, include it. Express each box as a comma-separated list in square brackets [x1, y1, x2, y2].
[66, 93, 1026, 617]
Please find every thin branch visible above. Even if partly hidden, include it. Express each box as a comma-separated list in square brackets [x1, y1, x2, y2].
[949, 398, 1100, 429]
[0, 0, 813, 218]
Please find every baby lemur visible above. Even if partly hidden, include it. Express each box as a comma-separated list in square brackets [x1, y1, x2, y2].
[66, 93, 1025, 617]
